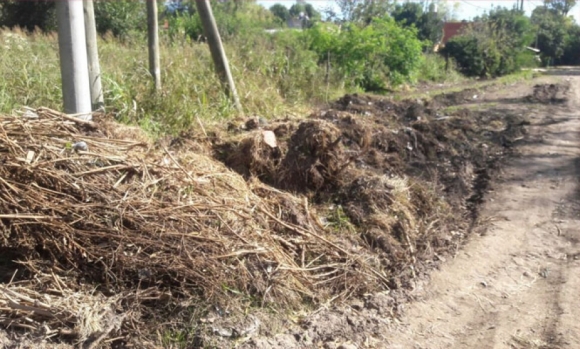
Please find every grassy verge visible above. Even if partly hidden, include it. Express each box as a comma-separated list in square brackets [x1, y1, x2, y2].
[1, 28, 465, 138]
[398, 68, 539, 101]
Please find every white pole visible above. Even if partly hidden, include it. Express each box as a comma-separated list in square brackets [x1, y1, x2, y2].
[83, 0, 105, 111]
[56, 0, 92, 120]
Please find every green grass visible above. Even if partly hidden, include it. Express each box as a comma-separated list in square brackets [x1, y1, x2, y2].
[398, 67, 539, 101]
[0, 28, 464, 138]
[0, 28, 345, 136]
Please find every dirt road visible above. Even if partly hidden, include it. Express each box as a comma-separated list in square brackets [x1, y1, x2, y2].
[384, 70, 580, 349]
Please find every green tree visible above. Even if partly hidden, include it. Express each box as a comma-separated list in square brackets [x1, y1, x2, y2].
[0, 0, 149, 38]
[544, 0, 577, 15]
[392, 2, 423, 27]
[531, 6, 568, 64]
[420, 3, 445, 44]
[269, 3, 290, 23]
[560, 23, 580, 64]
[304, 3, 322, 21]
[444, 7, 535, 77]
[392, 2, 444, 44]
[307, 16, 423, 90]
[351, 0, 393, 25]
[0, 0, 56, 32]
[93, 0, 147, 39]
[335, 0, 393, 25]
[168, 1, 278, 41]
[288, 3, 321, 22]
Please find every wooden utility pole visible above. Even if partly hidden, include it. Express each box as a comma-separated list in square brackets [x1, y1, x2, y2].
[147, 0, 161, 90]
[83, 0, 105, 111]
[195, 0, 242, 112]
[56, 0, 92, 119]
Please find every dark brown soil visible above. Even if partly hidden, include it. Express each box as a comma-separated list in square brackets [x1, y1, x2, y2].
[527, 82, 570, 104]
[212, 88, 530, 301]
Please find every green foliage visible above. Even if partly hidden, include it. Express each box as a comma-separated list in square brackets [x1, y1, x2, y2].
[0, 0, 148, 40]
[335, 0, 393, 25]
[444, 8, 535, 77]
[306, 17, 424, 90]
[0, 0, 56, 32]
[392, 2, 423, 29]
[392, 2, 444, 44]
[560, 23, 580, 65]
[93, 0, 147, 39]
[269, 3, 290, 24]
[544, 0, 577, 15]
[444, 29, 500, 78]
[0, 27, 343, 136]
[531, 6, 569, 64]
[167, 1, 278, 41]
[414, 54, 462, 83]
[289, 3, 321, 21]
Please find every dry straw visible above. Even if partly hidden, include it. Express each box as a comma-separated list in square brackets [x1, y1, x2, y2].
[0, 107, 387, 344]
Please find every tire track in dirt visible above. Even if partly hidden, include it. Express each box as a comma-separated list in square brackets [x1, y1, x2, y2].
[384, 69, 580, 349]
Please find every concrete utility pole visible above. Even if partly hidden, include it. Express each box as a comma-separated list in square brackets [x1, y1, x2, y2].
[83, 0, 105, 111]
[195, 0, 242, 112]
[56, 0, 92, 119]
[147, 0, 161, 90]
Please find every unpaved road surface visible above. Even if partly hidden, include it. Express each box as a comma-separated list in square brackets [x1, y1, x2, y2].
[384, 70, 580, 349]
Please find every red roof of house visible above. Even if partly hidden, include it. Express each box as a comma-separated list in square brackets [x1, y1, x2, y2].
[441, 22, 471, 44]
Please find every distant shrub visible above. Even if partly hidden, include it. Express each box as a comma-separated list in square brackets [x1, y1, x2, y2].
[93, 0, 147, 40]
[165, 1, 278, 42]
[0, 0, 56, 32]
[0, 0, 147, 40]
[306, 17, 424, 90]
[560, 24, 580, 65]
[443, 8, 535, 78]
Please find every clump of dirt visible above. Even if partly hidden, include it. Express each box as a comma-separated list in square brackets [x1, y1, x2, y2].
[432, 88, 480, 106]
[216, 131, 282, 182]
[214, 91, 527, 301]
[278, 120, 349, 192]
[527, 83, 570, 104]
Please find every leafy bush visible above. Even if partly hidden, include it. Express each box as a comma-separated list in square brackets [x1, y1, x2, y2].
[414, 54, 462, 83]
[306, 17, 424, 90]
[392, 2, 444, 45]
[93, 0, 147, 40]
[531, 6, 568, 65]
[165, 1, 278, 42]
[560, 24, 580, 65]
[0, 0, 147, 39]
[444, 8, 535, 77]
[0, 0, 56, 32]
[444, 29, 500, 78]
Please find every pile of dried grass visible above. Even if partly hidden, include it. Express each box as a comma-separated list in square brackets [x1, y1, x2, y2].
[0, 272, 122, 347]
[0, 107, 388, 344]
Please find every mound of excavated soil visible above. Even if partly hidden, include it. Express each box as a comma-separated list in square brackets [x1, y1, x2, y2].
[527, 83, 570, 104]
[0, 82, 539, 347]
[216, 91, 527, 293]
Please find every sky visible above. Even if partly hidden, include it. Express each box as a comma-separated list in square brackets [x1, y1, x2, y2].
[256, 0, 580, 22]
